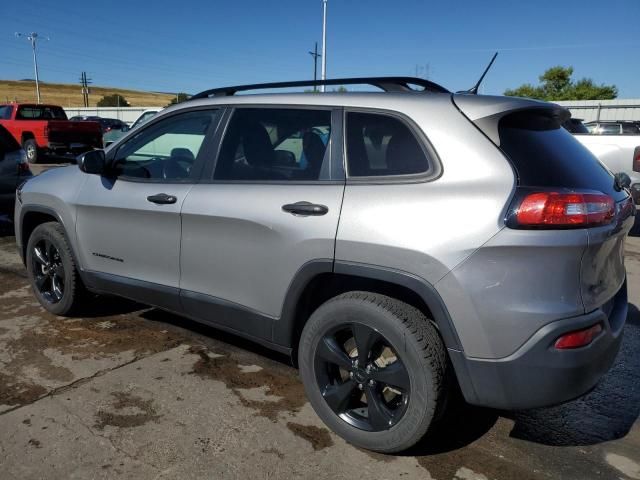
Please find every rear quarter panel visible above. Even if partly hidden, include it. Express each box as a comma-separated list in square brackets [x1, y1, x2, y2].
[335, 96, 515, 285]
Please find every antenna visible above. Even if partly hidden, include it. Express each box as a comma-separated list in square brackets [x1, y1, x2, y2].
[465, 51, 498, 95]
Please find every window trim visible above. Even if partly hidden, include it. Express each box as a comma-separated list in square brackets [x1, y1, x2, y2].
[106, 106, 223, 184]
[202, 104, 344, 185]
[343, 107, 442, 185]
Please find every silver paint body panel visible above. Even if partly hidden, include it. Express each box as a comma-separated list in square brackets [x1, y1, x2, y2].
[15, 90, 630, 363]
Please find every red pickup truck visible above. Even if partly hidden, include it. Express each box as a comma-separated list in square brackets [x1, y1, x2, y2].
[0, 103, 103, 163]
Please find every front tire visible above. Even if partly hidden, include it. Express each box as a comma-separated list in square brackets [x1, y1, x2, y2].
[298, 292, 448, 453]
[23, 139, 39, 164]
[26, 222, 86, 316]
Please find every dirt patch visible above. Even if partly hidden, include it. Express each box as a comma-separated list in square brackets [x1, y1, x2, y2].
[0, 267, 189, 406]
[27, 438, 42, 448]
[286, 422, 334, 451]
[188, 346, 306, 422]
[0, 371, 47, 407]
[94, 392, 162, 430]
[262, 447, 285, 459]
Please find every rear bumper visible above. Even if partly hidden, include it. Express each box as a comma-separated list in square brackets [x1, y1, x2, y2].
[450, 280, 627, 410]
[47, 142, 102, 155]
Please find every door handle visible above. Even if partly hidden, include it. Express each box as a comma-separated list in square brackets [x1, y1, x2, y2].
[282, 201, 328, 216]
[147, 193, 177, 204]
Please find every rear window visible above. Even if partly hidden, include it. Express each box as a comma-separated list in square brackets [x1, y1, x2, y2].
[0, 105, 13, 120]
[16, 105, 67, 120]
[499, 111, 626, 201]
[346, 112, 430, 177]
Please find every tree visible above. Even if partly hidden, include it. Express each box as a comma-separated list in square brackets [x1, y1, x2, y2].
[167, 92, 190, 107]
[97, 94, 130, 107]
[504, 66, 617, 101]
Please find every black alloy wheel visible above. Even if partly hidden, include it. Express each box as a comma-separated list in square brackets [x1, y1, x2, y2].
[314, 322, 410, 432]
[31, 238, 65, 304]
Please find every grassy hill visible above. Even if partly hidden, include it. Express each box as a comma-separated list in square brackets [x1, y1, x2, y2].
[0, 80, 174, 107]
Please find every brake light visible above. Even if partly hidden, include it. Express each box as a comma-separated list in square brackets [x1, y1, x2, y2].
[511, 190, 615, 228]
[555, 324, 602, 349]
[633, 146, 640, 173]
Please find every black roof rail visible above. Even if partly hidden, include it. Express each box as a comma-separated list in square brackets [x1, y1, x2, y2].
[190, 76, 449, 100]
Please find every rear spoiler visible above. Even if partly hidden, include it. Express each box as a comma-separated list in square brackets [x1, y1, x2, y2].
[452, 94, 570, 145]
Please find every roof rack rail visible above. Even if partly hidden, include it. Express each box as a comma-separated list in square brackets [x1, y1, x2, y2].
[190, 76, 449, 100]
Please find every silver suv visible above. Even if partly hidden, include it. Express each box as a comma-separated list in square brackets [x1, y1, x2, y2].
[14, 77, 635, 453]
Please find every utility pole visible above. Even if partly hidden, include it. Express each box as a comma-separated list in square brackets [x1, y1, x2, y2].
[320, 0, 328, 92]
[308, 42, 321, 92]
[15, 32, 48, 104]
[79, 72, 92, 107]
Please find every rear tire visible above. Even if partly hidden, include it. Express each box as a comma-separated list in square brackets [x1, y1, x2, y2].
[298, 291, 448, 453]
[23, 139, 39, 164]
[26, 222, 87, 316]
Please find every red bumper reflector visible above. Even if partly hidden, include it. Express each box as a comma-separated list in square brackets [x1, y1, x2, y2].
[554, 324, 603, 349]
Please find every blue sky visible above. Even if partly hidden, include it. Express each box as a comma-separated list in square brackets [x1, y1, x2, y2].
[2, 0, 639, 97]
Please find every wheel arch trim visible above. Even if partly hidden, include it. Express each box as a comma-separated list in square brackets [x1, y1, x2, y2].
[274, 259, 463, 352]
[18, 205, 84, 272]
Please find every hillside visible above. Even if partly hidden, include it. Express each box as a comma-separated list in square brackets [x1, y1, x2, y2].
[0, 80, 174, 107]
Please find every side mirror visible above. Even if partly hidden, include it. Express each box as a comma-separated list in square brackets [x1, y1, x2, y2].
[78, 149, 106, 175]
[615, 172, 631, 190]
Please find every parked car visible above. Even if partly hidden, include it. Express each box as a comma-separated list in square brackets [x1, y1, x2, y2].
[0, 104, 103, 163]
[14, 77, 635, 453]
[562, 117, 589, 134]
[570, 130, 640, 204]
[131, 109, 161, 130]
[0, 124, 31, 216]
[103, 109, 160, 147]
[585, 120, 640, 135]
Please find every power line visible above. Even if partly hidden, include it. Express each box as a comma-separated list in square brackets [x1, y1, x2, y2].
[15, 32, 49, 103]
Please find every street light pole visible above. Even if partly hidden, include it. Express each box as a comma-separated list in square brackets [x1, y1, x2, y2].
[16, 32, 48, 104]
[320, 0, 328, 92]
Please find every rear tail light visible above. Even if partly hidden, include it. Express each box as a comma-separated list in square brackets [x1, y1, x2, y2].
[508, 189, 615, 229]
[633, 146, 640, 173]
[555, 324, 603, 349]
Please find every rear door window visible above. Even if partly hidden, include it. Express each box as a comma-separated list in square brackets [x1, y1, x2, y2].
[214, 108, 331, 181]
[345, 112, 430, 177]
[498, 111, 626, 201]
